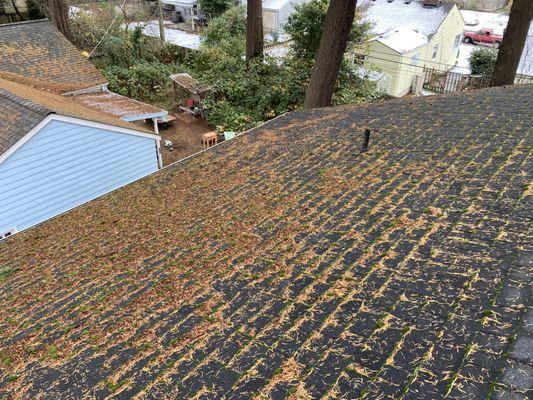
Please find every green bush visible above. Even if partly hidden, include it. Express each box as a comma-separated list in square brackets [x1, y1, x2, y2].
[102, 61, 179, 104]
[200, 5, 246, 57]
[69, 4, 125, 51]
[469, 48, 497, 75]
[198, 57, 310, 131]
[183, 1, 383, 131]
[199, 0, 237, 18]
[27, 0, 45, 20]
[284, 0, 329, 59]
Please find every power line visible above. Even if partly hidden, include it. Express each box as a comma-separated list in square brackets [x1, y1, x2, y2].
[88, 0, 128, 58]
[359, 53, 468, 74]
[350, 46, 471, 72]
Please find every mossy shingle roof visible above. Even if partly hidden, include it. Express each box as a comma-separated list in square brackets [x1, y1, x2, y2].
[0, 85, 531, 398]
[0, 88, 51, 155]
[0, 19, 107, 93]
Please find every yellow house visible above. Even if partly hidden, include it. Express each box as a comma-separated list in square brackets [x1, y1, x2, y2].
[353, 0, 465, 97]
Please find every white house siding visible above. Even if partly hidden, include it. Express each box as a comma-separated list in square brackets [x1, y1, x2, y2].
[0, 119, 159, 234]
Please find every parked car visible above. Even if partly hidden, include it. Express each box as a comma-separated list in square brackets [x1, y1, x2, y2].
[463, 28, 503, 47]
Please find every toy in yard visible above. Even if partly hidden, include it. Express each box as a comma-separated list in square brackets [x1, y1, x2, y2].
[170, 73, 210, 119]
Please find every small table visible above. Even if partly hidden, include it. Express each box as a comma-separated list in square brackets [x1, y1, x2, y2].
[202, 131, 218, 148]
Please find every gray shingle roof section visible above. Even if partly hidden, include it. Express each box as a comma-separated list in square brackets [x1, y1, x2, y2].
[0, 88, 51, 156]
[0, 19, 107, 92]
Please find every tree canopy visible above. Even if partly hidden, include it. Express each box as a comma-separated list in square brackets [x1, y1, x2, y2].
[198, 0, 236, 18]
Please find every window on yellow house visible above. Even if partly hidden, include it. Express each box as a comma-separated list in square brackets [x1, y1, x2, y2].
[432, 45, 439, 59]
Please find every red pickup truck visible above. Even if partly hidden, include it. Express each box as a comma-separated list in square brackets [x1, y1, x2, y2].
[463, 28, 503, 47]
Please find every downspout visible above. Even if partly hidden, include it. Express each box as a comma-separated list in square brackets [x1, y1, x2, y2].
[153, 118, 163, 169]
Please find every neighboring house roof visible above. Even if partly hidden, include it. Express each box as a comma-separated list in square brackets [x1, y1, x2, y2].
[373, 26, 429, 53]
[70, 91, 168, 121]
[0, 85, 532, 398]
[0, 79, 153, 156]
[0, 19, 107, 93]
[0, 19, 167, 122]
[264, 41, 292, 58]
[0, 89, 51, 156]
[360, 0, 455, 38]
[162, 0, 198, 5]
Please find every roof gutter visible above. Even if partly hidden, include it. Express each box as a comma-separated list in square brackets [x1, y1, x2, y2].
[121, 111, 168, 122]
[62, 83, 109, 96]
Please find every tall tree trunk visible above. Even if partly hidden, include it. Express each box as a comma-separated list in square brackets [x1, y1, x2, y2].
[304, 0, 357, 109]
[246, 0, 263, 60]
[490, 0, 533, 87]
[48, 0, 73, 42]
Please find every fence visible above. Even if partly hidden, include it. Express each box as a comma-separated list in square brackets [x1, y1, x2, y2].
[422, 67, 533, 94]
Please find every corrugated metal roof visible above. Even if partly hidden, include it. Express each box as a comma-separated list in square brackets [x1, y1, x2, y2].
[71, 91, 167, 121]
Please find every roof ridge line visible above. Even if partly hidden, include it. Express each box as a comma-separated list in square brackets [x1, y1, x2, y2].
[0, 18, 50, 28]
[0, 88, 52, 116]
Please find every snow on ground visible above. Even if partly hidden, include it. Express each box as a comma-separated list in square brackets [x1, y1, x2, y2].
[461, 10, 508, 35]
[453, 44, 475, 74]
[264, 42, 291, 59]
[459, 10, 533, 76]
[359, 0, 451, 37]
[129, 21, 202, 50]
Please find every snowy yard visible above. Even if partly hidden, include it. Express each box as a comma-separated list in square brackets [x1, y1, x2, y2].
[128, 20, 202, 50]
[459, 10, 533, 77]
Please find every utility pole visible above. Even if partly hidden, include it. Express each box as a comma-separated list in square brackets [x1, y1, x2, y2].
[157, 0, 165, 45]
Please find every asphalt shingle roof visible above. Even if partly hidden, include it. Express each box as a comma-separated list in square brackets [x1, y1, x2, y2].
[0, 88, 51, 156]
[0, 85, 532, 399]
[0, 19, 107, 93]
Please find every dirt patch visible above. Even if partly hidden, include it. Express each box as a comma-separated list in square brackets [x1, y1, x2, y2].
[158, 112, 214, 165]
